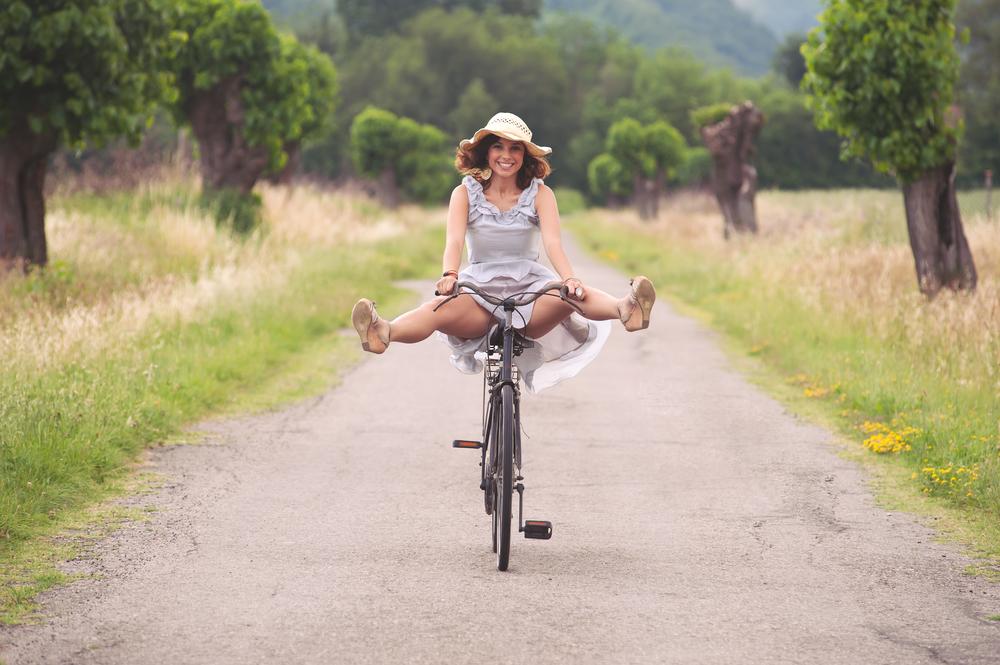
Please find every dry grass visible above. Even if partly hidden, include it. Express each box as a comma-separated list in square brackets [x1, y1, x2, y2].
[573, 189, 1000, 515]
[0, 180, 438, 374]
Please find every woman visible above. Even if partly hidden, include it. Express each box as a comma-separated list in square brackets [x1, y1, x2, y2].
[351, 112, 655, 393]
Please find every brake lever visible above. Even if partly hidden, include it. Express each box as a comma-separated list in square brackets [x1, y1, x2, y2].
[557, 284, 585, 315]
[432, 289, 461, 312]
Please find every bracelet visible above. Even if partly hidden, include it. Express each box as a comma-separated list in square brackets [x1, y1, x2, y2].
[442, 269, 458, 278]
[562, 276, 579, 283]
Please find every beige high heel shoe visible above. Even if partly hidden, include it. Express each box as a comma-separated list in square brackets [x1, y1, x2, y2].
[351, 298, 390, 353]
[619, 276, 656, 331]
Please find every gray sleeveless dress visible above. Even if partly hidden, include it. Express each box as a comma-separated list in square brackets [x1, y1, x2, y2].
[437, 176, 612, 393]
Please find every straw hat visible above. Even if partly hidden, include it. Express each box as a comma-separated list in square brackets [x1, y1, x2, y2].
[459, 112, 552, 157]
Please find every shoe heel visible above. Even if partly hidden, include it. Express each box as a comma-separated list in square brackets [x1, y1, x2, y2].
[352, 299, 386, 353]
[630, 276, 655, 331]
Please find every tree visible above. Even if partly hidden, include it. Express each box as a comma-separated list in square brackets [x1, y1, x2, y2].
[772, 33, 807, 87]
[448, 79, 498, 138]
[603, 118, 686, 219]
[693, 102, 764, 237]
[803, 0, 976, 296]
[172, 0, 337, 196]
[956, 0, 1000, 186]
[0, 0, 176, 268]
[349, 107, 453, 207]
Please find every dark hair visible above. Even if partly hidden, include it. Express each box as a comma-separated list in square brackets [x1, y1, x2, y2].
[454, 133, 551, 190]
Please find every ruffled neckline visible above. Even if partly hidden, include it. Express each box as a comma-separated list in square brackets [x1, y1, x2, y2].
[464, 176, 540, 222]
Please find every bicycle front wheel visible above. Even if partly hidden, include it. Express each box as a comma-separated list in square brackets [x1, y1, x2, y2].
[496, 384, 515, 571]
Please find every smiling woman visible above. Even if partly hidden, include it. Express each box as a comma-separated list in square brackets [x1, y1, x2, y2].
[350, 112, 656, 393]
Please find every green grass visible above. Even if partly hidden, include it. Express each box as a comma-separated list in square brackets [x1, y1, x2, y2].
[568, 193, 1000, 563]
[0, 185, 444, 621]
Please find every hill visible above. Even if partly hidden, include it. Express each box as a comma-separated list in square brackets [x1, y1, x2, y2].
[731, 0, 821, 36]
[260, 0, 781, 76]
[543, 0, 779, 75]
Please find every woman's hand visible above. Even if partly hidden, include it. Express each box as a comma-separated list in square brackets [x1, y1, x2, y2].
[563, 277, 586, 301]
[436, 275, 457, 295]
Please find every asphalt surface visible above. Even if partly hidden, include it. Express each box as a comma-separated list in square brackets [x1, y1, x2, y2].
[2, 237, 998, 665]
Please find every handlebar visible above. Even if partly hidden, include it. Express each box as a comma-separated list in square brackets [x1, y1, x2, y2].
[433, 280, 583, 315]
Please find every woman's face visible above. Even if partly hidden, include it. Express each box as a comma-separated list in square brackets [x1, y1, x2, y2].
[487, 137, 525, 179]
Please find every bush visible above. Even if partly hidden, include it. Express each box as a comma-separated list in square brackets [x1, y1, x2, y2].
[552, 187, 587, 214]
[199, 188, 263, 234]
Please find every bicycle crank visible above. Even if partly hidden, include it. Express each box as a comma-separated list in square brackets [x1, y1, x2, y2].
[515, 483, 553, 540]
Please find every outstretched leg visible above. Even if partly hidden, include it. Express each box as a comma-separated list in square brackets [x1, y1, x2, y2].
[522, 277, 655, 338]
[388, 295, 494, 344]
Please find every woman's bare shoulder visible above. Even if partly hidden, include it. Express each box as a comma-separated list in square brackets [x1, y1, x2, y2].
[535, 181, 556, 206]
[449, 183, 469, 208]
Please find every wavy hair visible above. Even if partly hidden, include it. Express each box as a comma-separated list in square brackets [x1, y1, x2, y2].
[454, 133, 551, 191]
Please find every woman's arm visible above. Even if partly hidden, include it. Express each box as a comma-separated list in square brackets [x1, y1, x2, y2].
[536, 184, 579, 287]
[436, 185, 469, 295]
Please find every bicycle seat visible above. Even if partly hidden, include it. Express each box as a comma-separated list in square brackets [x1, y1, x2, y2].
[487, 325, 534, 355]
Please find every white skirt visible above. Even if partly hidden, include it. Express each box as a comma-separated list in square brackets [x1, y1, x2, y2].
[437, 259, 612, 394]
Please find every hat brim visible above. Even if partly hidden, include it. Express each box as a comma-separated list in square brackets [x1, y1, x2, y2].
[459, 128, 552, 157]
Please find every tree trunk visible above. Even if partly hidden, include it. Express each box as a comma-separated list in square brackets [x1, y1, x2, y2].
[185, 75, 270, 195]
[902, 162, 977, 296]
[0, 119, 57, 270]
[701, 101, 764, 238]
[378, 167, 399, 208]
[651, 170, 666, 219]
[633, 173, 656, 220]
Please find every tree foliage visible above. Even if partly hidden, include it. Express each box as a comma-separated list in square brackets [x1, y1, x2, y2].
[802, 0, 963, 182]
[771, 33, 807, 87]
[0, 0, 177, 147]
[336, 0, 539, 40]
[172, 0, 337, 173]
[587, 152, 630, 202]
[0, 0, 178, 266]
[606, 118, 685, 180]
[690, 103, 735, 131]
[349, 107, 453, 204]
[591, 117, 687, 216]
[956, 0, 1000, 183]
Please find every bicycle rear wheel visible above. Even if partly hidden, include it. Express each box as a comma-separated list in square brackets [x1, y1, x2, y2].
[496, 384, 515, 571]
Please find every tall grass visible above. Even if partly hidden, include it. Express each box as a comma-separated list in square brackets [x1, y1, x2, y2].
[571, 190, 1000, 520]
[0, 180, 444, 552]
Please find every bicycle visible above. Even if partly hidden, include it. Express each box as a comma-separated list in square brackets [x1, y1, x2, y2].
[435, 280, 582, 571]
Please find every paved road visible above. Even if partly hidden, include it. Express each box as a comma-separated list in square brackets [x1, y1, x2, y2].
[2, 237, 998, 664]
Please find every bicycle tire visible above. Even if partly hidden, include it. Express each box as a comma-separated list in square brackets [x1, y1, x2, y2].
[496, 383, 515, 571]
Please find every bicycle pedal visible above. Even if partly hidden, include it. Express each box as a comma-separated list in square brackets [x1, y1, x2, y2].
[452, 439, 482, 450]
[523, 520, 552, 540]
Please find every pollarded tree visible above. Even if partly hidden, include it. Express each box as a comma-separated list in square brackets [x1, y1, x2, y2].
[644, 120, 687, 216]
[802, 0, 976, 295]
[693, 101, 765, 237]
[172, 0, 337, 194]
[349, 107, 453, 207]
[605, 118, 686, 219]
[0, 0, 176, 268]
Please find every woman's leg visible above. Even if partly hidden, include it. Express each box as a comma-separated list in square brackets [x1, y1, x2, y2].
[522, 286, 623, 338]
[389, 294, 494, 343]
